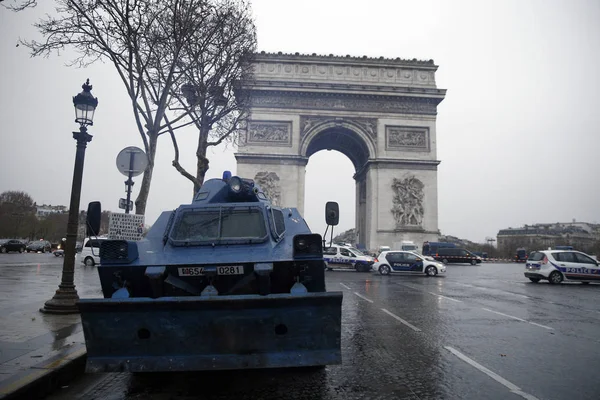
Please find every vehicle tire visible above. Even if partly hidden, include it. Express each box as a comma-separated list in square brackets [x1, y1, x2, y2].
[84, 257, 95, 267]
[528, 278, 540, 283]
[0, 248, 6, 254]
[379, 265, 391, 275]
[425, 266, 437, 277]
[548, 271, 563, 285]
[18, 248, 23, 253]
[470, 259, 477, 265]
[442, 258, 449, 265]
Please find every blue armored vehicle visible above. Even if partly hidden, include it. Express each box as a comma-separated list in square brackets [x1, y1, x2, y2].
[78, 173, 342, 372]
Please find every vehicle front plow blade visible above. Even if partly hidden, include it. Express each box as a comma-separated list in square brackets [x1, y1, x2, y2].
[77, 292, 342, 372]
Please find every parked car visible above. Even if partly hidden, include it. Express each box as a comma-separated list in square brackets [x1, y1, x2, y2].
[26, 240, 52, 253]
[373, 250, 446, 276]
[525, 250, 600, 284]
[433, 248, 482, 265]
[0, 239, 26, 253]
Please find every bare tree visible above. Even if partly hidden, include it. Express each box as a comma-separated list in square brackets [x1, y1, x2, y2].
[163, 0, 256, 194]
[22, 0, 221, 215]
[0, 0, 37, 11]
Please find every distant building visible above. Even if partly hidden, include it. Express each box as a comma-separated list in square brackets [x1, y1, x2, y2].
[497, 221, 600, 253]
[36, 204, 67, 218]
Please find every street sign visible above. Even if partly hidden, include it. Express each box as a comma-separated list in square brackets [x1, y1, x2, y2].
[116, 146, 147, 177]
[108, 212, 145, 241]
[119, 198, 134, 211]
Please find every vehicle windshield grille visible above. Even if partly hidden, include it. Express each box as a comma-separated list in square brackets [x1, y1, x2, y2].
[170, 207, 267, 244]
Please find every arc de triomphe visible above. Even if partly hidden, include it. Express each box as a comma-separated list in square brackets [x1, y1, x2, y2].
[235, 52, 446, 251]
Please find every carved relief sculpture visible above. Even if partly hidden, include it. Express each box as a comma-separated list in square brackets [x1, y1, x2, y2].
[300, 115, 378, 140]
[390, 176, 425, 227]
[254, 171, 281, 206]
[247, 121, 292, 146]
[386, 126, 429, 151]
[252, 94, 438, 115]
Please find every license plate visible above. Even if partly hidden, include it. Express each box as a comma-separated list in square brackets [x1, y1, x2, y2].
[178, 267, 205, 276]
[216, 265, 244, 275]
[177, 265, 244, 277]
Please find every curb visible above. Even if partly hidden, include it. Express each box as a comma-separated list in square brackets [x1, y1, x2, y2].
[0, 345, 87, 400]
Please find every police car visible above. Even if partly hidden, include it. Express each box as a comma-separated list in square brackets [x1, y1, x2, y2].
[323, 244, 375, 272]
[373, 250, 446, 276]
[525, 250, 600, 284]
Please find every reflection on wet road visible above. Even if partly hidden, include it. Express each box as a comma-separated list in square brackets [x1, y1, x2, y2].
[45, 263, 600, 400]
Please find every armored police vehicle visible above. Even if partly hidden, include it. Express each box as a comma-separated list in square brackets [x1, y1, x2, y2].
[78, 173, 342, 372]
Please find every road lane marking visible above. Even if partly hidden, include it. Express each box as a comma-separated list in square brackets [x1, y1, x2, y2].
[451, 282, 530, 299]
[444, 346, 540, 400]
[428, 292, 463, 303]
[381, 308, 421, 332]
[396, 283, 463, 303]
[481, 308, 553, 330]
[339, 283, 351, 290]
[353, 292, 373, 303]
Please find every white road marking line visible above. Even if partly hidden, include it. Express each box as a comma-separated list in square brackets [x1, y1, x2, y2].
[481, 308, 553, 330]
[453, 282, 530, 299]
[453, 282, 474, 287]
[339, 283, 351, 290]
[353, 292, 373, 303]
[444, 346, 540, 400]
[381, 308, 421, 332]
[428, 292, 463, 303]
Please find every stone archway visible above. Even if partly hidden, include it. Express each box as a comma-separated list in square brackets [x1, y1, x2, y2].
[235, 52, 446, 251]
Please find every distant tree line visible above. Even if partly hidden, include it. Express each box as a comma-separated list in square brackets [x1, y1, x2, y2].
[0, 190, 110, 243]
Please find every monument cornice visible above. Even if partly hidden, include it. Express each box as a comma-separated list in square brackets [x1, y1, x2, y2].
[354, 158, 441, 179]
[234, 153, 309, 166]
[253, 51, 439, 69]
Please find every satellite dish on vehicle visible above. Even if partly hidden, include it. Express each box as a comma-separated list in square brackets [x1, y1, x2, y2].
[116, 146, 147, 177]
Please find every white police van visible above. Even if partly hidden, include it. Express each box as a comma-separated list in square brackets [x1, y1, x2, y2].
[323, 244, 375, 272]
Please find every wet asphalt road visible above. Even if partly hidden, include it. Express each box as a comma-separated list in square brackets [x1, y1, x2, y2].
[3, 256, 596, 400]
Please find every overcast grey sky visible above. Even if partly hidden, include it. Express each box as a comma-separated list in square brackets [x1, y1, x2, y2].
[1, 0, 598, 244]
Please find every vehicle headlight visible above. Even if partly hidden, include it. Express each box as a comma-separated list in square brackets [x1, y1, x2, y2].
[229, 176, 242, 193]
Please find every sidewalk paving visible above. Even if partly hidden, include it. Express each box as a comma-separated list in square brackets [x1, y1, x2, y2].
[0, 257, 101, 399]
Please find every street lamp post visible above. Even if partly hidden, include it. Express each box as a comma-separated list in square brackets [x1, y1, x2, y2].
[41, 79, 98, 314]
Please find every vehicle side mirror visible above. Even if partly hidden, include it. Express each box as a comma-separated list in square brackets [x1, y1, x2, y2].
[86, 202, 102, 237]
[325, 202, 339, 226]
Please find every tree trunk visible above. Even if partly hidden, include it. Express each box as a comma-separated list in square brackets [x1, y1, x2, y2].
[135, 131, 158, 215]
[194, 126, 210, 196]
